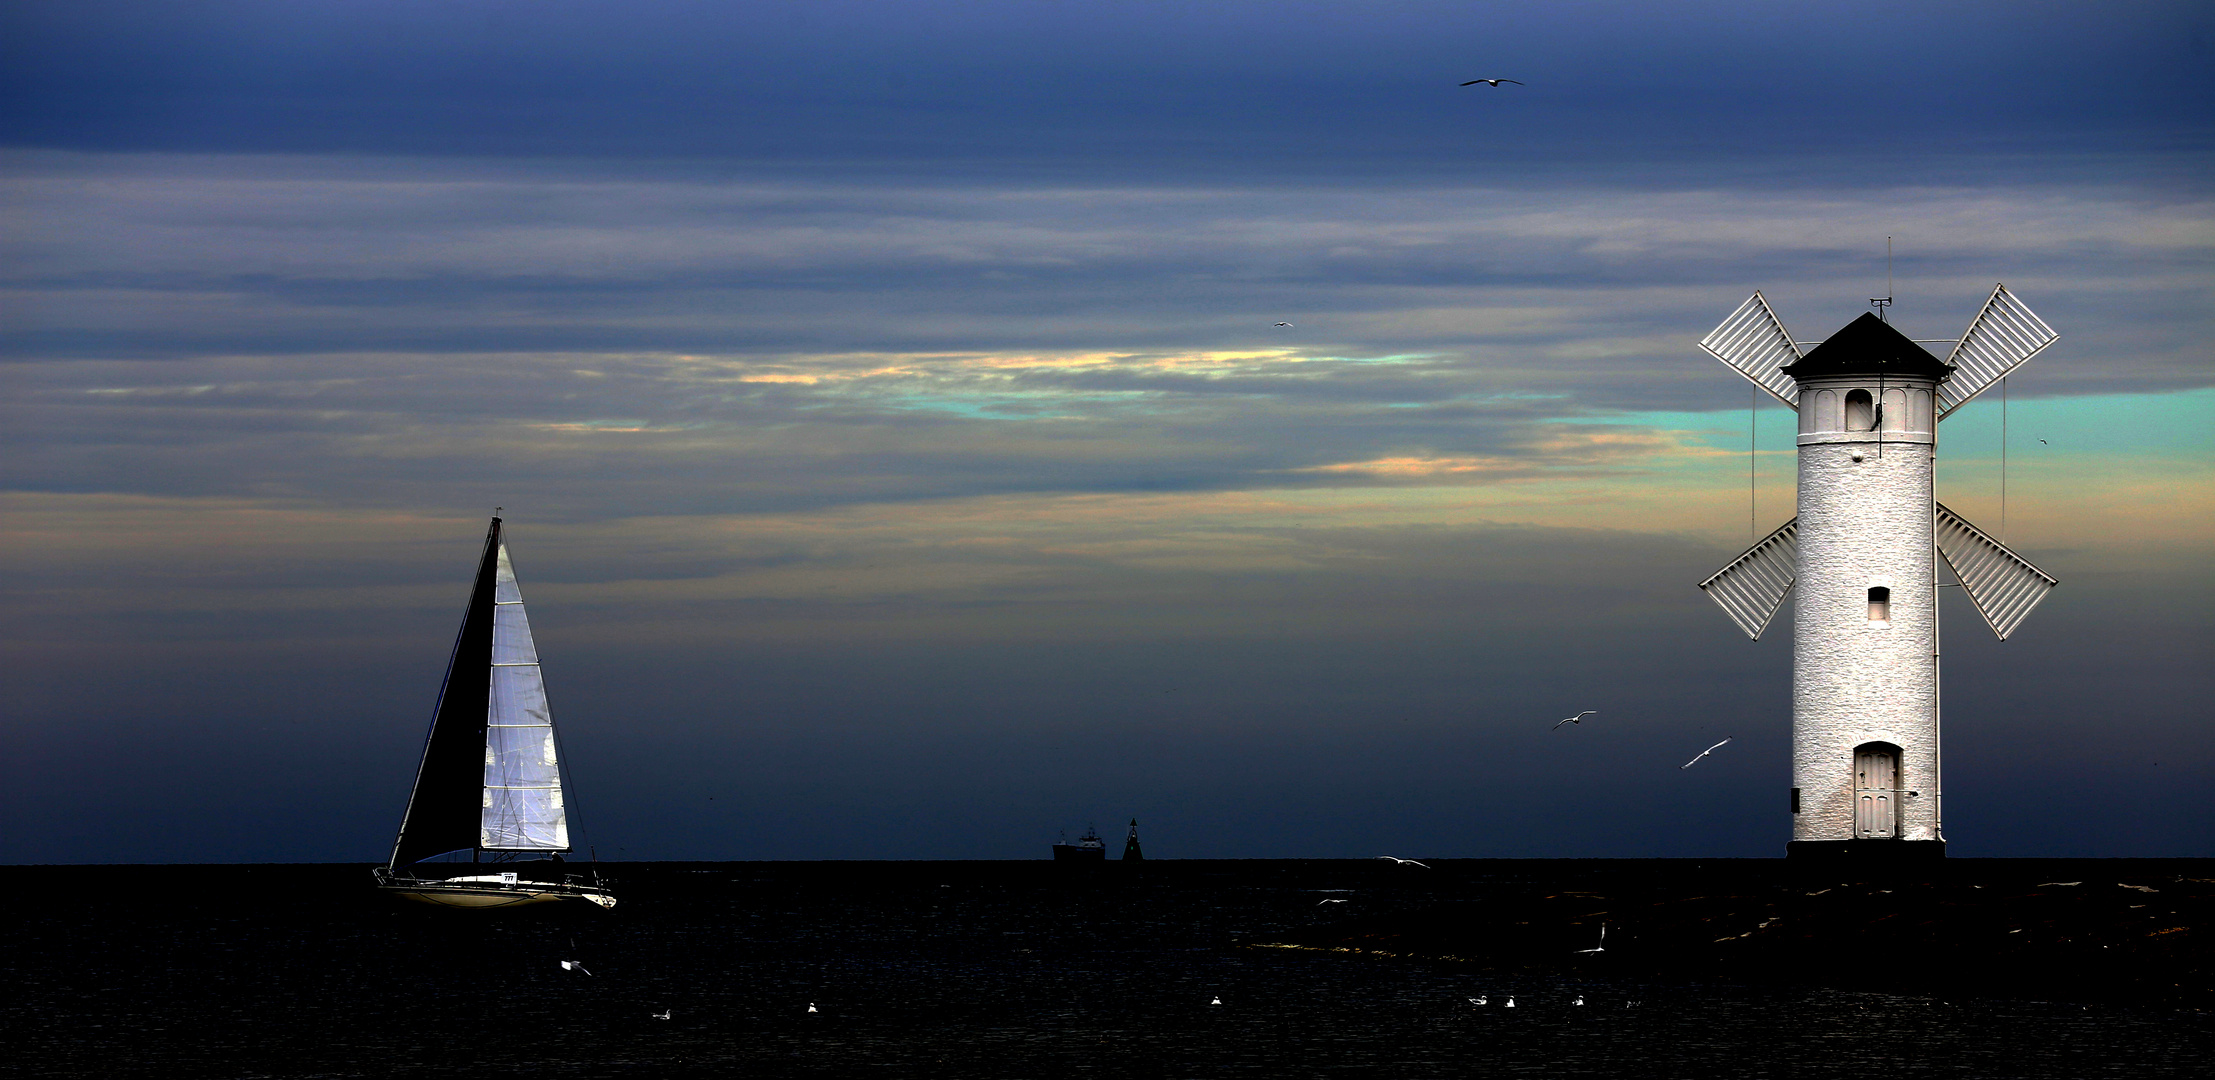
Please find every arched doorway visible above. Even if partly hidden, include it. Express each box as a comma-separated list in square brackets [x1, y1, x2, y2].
[1853, 743, 1900, 839]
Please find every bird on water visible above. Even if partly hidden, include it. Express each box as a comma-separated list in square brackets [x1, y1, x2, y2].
[559, 960, 592, 976]
[1553, 710, 1597, 730]
[1460, 78, 1524, 86]
[1577, 924, 1607, 953]
[1377, 856, 1430, 868]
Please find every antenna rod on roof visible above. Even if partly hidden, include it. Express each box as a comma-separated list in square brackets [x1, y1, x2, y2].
[1869, 236, 1893, 322]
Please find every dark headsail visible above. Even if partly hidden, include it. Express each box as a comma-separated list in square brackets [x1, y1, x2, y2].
[388, 517, 504, 868]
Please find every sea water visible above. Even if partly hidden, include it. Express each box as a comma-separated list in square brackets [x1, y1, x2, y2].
[6, 862, 2204, 1077]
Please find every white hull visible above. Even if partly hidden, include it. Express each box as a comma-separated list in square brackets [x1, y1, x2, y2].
[378, 874, 616, 910]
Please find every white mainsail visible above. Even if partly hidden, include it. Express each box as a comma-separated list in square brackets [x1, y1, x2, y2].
[481, 543, 570, 851]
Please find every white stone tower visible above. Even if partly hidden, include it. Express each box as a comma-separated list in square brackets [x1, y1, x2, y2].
[1694, 287, 2061, 862]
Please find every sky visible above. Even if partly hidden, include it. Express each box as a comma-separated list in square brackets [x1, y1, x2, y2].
[2, 1, 2209, 863]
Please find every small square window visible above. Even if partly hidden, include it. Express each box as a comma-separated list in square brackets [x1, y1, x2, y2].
[1867, 586, 1891, 624]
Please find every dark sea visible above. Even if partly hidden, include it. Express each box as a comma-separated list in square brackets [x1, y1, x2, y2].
[8, 861, 2207, 1078]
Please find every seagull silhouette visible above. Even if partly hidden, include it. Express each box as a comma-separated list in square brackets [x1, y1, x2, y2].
[559, 960, 592, 976]
[1275, 322, 1294, 327]
[1505, 996, 1516, 1007]
[807, 1003, 819, 1013]
[1577, 924, 1607, 953]
[1681, 737, 1733, 769]
[1377, 856, 1430, 868]
[1469, 995, 1488, 1006]
[1460, 79, 1524, 87]
[1210, 995, 1224, 1005]
[1553, 710, 1597, 731]
[651, 1008, 671, 1020]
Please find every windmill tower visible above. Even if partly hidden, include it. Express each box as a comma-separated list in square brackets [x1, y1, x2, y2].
[1696, 285, 2061, 861]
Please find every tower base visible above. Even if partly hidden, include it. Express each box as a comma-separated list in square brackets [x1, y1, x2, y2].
[1787, 839, 1945, 862]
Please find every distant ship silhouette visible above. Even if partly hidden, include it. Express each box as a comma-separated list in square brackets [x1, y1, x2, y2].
[1051, 825, 1106, 861]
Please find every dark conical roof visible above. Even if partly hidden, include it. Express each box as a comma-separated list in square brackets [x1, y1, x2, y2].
[1780, 312, 1953, 382]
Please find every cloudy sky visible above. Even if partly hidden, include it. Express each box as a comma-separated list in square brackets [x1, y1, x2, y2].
[3, 1, 2209, 862]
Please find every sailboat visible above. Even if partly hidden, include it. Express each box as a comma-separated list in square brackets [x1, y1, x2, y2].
[373, 515, 616, 910]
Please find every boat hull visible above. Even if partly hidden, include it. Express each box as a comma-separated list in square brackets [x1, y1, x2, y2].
[377, 874, 616, 910]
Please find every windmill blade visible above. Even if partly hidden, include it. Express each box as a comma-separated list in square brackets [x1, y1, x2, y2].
[1698, 291, 1802, 410]
[1937, 284, 2058, 419]
[1934, 503, 2058, 640]
[1698, 518, 1798, 640]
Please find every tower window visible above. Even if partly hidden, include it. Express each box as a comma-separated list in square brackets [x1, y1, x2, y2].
[1867, 586, 1891, 624]
[1844, 389, 1874, 431]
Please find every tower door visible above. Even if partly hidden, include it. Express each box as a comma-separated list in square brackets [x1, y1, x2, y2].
[1853, 744, 1899, 839]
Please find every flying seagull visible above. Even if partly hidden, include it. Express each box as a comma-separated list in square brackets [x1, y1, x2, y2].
[1460, 79, 1524, 87]
[1275, 322, 1294, 327]
[1577, 924, 1607, 953]
[1553, 710, 1597, 731]
[1680, 737, 1733, 769]
[1377, 856, 1431, 868]
[559, 960, 592, 976]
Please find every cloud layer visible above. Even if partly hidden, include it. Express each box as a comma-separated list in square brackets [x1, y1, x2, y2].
[2, 1, 2209, 861]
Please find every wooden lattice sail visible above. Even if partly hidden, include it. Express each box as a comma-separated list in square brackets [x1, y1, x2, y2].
[1698, 518, 1798, 640]
[1937, 284, 2059, 419]
[1699, 291, 1804, 410]
[1934, 502, 2059, 641]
